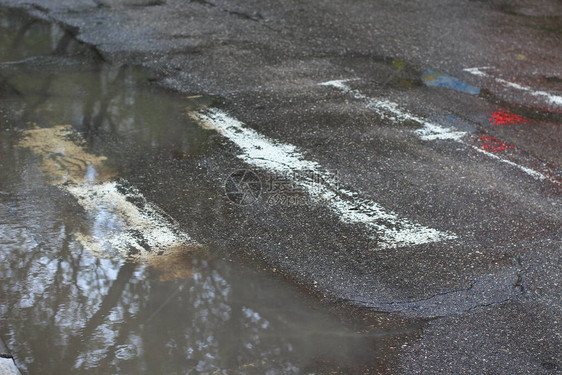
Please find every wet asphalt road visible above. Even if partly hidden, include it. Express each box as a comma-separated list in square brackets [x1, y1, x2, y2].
[0, 0, 561, 373]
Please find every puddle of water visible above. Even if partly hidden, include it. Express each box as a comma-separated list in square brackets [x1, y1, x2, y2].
[0, 8, 417, 374]
[422, 70, 480, 95]
[328, 54, 422, 93]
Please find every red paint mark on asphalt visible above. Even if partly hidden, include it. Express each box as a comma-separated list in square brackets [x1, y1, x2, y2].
[479, 135, 515, 153]
[490, 110, 529, 126]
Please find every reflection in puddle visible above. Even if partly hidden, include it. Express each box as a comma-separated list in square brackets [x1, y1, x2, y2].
[0, 7, 417, 374]
[17, 124, 114, 184]
[67, 181, 197, 262]
[17, 124, 199, 266]
[422, 69, 480, 95]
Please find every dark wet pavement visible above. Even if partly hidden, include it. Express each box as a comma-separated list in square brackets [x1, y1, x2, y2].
[0, 10, 417, 374]
[0, 1, 561, 374]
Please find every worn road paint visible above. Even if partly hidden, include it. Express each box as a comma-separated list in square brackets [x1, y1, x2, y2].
[478, 135, 515, 153]
[422, 70, 480, 95]
[495, 78, 562, 106]
[469, 146, 552, 181]
[67, 182, 193, 260]
[17, 125, 198, 264]
[464, 67, 562, 106]
[320, 80, 467, 141]
[463, 67, 491, 77]
[190, 108, 456, 248]
[16, 125, 115, 184]
[489, 110, 530, 126]
[320, 80, 561, 185]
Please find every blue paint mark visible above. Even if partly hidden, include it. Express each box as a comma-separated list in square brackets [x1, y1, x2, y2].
[426, 114, 477, 134]
[422, 70, 480, 95]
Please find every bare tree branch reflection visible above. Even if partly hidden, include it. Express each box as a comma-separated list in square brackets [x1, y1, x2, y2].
[61, 262, 136, 372]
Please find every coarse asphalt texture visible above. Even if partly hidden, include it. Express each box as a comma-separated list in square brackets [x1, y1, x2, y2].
[0, 0, 561, 373]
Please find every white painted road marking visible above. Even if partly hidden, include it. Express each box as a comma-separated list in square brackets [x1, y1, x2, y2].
[462, 67, 492, 77]
[320, 80, 560, 185]
[469, 146, 551, 181]
[17, 125, 197, 262]
[320, 80, 467, 141]
[464, 67, 562, 107]
[190, 108, 457, 248]
[67, 181, 193, 259]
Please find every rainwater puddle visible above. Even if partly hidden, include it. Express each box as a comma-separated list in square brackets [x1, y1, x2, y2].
[0, 7, 417, 374]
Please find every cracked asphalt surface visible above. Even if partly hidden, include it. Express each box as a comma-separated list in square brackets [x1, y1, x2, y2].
[0, 0, 560, 373]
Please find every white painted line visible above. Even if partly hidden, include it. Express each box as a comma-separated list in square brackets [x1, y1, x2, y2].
[495, 78, 562, 106]
[464, 67, 562, 106]
[66, 181, 193, 260]
[17, 125, 197, 262]
[462, 67, 491, 77]
[190, 108, 456, 248]
[469, 146, 551, 181]
[320, 80, 560, 185]
[321, 80, 467, 141]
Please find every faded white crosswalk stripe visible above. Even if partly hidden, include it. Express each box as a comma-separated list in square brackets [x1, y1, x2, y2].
[17, 125, 197, 262]
[320, 79, 467, 141]
[320, 79, 560, 186]
[464, 67, 562, 107]
[190, 108, 457, 249]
